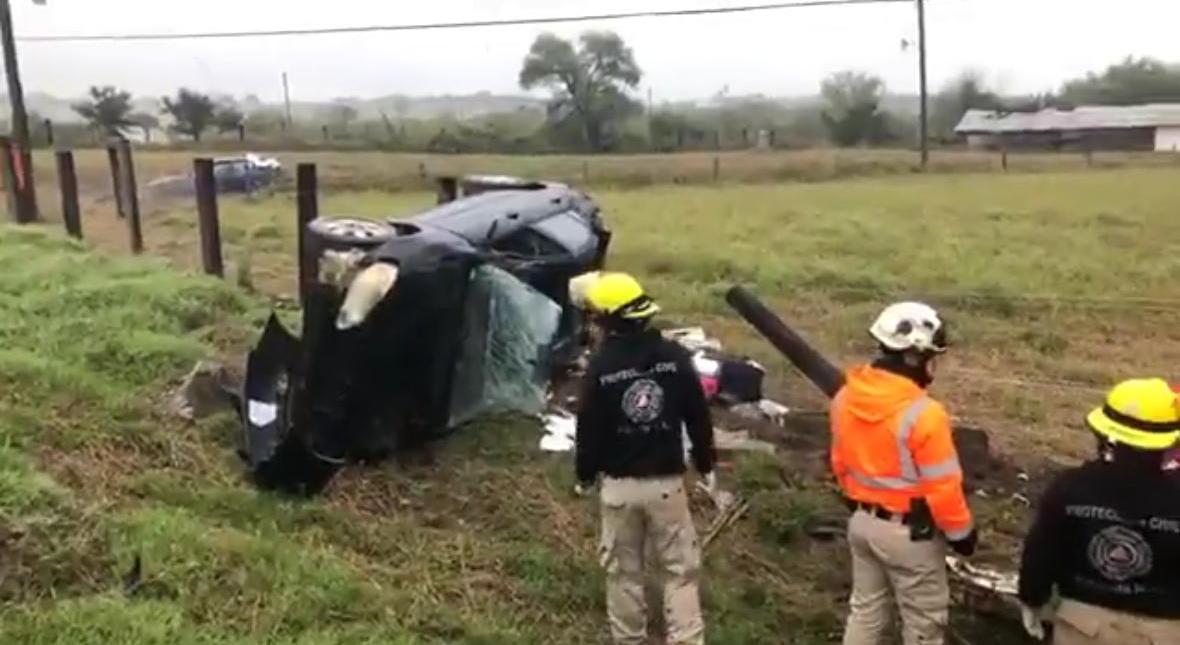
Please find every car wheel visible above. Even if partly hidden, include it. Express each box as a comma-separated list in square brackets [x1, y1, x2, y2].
[306, 217, 398, 255]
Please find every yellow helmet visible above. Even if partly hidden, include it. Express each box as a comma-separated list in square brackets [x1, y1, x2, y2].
[1086, 378, 1180, 450]
[584, 272, 660, 320]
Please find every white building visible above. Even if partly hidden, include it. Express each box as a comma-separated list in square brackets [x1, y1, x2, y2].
[955, 104, 1180, 152]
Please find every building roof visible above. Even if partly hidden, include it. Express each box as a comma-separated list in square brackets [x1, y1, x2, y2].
[955, 104, 1180, 134]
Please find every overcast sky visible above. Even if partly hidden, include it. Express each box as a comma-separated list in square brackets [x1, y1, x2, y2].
[12, 0, 1180, 103]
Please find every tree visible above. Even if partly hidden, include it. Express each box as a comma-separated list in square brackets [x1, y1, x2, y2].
[820, 71, 891, 147]
[161, 88, 216, 142]
[214, 103, 244, 134]
[931, 70, 1001, 138]
[244, 109, 286, 135]
[328, 103, 358, 126]
[519, 31, 643, 151]
[71, 85, 135, 136]
[128, 112, 159, 141]
[1060, 56, 1180, 105]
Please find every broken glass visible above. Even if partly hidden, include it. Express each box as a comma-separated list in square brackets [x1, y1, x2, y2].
[448, 265, 561, 427]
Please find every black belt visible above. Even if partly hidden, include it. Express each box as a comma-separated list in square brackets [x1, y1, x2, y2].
[845, 499, 911, 524]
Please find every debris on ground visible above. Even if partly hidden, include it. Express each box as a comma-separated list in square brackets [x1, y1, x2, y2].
[168, 361, 237, 421]
[948, 556, 1023, 623]
[714, 428, 777, 455]
[702, 495, 750, 550]
[664, 326, 793, 426]
[540, 409, 577, 452]
[663, 327, 722, 353]
[729, 399, 791, 426]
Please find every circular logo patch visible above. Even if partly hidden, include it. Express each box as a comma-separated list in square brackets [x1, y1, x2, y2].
[1087, 525, 1153, 582]
[622, 379, 664, 425]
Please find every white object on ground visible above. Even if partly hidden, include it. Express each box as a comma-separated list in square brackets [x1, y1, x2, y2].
[729, 399, 791, 426]
[540, 411, 577, 452]
[664, 327, 723, 353]
[692, 353, 721, 377]
[714, 428, 776, 455]
[945, 555, 1018, 596]
[248, 400, 278, 426]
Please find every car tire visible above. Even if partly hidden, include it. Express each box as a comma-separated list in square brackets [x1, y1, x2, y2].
[306, 217, 398, 256]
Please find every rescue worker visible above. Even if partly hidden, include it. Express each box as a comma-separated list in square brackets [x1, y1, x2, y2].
[830, 302, 977, 645]
[1018, 378, 1180, 644]
[574, 272, 716, 645]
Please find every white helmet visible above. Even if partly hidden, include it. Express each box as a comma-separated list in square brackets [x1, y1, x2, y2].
[869, 302, 948, 353]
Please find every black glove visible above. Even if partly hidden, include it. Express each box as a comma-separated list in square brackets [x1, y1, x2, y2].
[948, 529, 978, 557]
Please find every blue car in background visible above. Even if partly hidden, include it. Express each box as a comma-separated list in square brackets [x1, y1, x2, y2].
[212, 154, 283, 193]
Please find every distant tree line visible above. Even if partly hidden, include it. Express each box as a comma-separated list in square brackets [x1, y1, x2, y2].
[39, 46, 1180, 153]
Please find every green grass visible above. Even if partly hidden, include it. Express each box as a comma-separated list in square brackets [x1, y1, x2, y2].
[8, 164, 1179, 643]
[0, 225, 854, 643]
[67, 165, 1180, 459]
[308, 169, 1177, 460]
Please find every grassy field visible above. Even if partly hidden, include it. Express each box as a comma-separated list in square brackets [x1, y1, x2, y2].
[4, 159, 1179, 642]
[68, 164, 1180, 458]
[0, 226, 857, 644]
[23, 146, 1180, 223]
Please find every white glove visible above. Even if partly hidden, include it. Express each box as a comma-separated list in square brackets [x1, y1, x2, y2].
[1020, 604, 1046, 641]
[702, 472, 718, 496]
[574, 481, 595, 497]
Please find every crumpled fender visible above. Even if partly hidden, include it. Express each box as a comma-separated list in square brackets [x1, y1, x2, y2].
[242, 313, 300, 467]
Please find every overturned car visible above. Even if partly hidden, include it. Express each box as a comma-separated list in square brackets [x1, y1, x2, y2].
[242, 177, 610, 495]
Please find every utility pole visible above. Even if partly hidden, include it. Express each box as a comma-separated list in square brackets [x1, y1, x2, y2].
[0, 0, 38, 221]
[281, 72, 293, 130]
[916, 0, 929, 169]
[647, 87, 654, 149]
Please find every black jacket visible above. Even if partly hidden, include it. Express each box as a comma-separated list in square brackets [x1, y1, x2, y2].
[575, 328, 715, 483]
[1018, 457, 1180, 619]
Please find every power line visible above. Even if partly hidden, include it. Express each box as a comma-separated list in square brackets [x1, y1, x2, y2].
[18, 0, 912, 43]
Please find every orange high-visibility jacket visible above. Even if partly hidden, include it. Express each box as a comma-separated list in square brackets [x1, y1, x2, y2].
[830, 365, 974, 540]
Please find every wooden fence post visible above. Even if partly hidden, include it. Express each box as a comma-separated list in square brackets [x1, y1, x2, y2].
[106, 141, 125, 219]
[237, 124, 246, 143]
[6, 139, 38, 223]
[0, 136, 17, 220]
[44, 119, 54, 146]
[193, 158, 224, 277]
[296, 163, 318, 304]
[435, 176, 458, 204]
[55, 149, 82, 239]
[712, 156, 721, 182]
[1001, 148, 1009, 172]
[115, 138, 143, 254]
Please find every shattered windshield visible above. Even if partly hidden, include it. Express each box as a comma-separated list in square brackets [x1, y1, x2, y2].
[448, 265, 562, 427]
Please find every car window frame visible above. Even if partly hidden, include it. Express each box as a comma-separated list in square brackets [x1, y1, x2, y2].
[526, 211, 595, 257]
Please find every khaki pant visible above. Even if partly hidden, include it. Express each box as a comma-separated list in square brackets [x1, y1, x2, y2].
[599, 475, 704, 645]
[1053, 599, 1180, 645]
[842, 510, 949, 645]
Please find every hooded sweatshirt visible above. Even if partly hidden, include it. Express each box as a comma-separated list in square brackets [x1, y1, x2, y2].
[576, 328, 715, 483]
[830, 365, 974, 540]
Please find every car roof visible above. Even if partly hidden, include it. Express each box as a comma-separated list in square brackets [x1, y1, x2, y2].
[404, 184, 594, 245]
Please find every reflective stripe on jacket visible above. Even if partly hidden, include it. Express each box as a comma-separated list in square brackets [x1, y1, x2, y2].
[830, 365, 974, 540]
